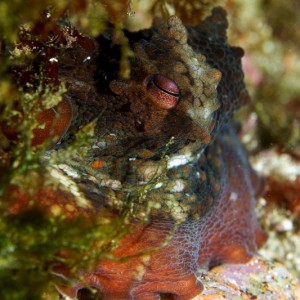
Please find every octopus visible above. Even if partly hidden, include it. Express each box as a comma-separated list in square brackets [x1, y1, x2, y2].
[3, 6, 267, 300]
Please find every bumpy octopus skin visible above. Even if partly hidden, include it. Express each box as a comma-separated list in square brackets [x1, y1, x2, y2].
[13, 7, 265, 300]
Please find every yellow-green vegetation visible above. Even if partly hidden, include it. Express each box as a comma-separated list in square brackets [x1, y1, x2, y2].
[149, 0, 221, 23]
[227, 0, 300, 284]
[0, 1, 134, 299]
[227, 0, 300, 150]
[0, 208, 130, 299]
[1, 2, 196, 298]
[0, 0, 106, 43]
[125, 0, 221, 31]
[0, 102, 132, 299]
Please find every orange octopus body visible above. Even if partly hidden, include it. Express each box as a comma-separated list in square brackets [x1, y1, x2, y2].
[61, 129, 265, 300]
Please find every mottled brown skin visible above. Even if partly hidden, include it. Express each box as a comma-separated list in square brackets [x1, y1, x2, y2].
[5, 7, 265, 300]
[50, 7, 266, 300]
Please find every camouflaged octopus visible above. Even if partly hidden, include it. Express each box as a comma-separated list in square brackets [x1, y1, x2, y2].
[46, 7, 266, 300]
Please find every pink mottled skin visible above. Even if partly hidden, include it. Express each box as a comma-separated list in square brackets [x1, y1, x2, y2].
[6, 6, 266, 300]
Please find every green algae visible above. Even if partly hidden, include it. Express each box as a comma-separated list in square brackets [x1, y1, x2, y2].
[0, 207, 131, 299]
[0, 1, 135, 298]
[0, 2, 179, 297]
[0, 126, 132, 300]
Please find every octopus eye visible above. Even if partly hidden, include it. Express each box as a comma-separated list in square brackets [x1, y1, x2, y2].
[146, 74, 180, 109]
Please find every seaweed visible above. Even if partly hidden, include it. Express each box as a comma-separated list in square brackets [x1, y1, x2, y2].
[0, 1, 135, 298]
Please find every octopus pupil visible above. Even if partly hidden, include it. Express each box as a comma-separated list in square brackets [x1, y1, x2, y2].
[153, 77, 179, 97]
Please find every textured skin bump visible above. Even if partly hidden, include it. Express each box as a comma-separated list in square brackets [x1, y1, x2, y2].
[13, 6, 266, 300]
